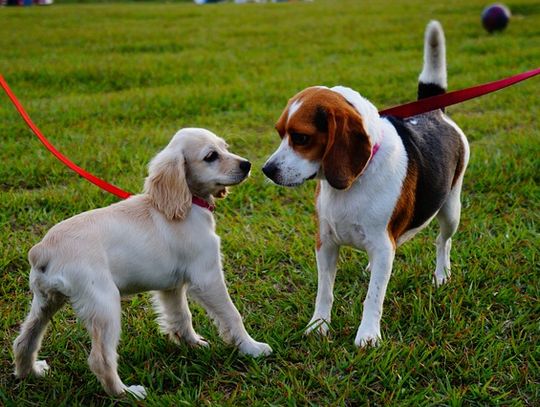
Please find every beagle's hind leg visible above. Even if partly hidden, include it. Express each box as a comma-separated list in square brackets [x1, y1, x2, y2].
[434, 183, 463, 286]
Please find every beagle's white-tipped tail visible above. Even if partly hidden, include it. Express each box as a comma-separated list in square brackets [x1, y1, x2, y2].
[418, 20, 447, 100]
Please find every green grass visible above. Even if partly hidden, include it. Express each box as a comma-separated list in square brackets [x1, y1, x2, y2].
[1, 0, 539, 405]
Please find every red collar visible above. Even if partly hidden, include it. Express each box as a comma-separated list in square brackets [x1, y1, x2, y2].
[192, 196, 215, 212]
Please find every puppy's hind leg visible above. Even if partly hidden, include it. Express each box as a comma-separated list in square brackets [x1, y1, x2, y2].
[434, 183, 462, 286]
[73, 280, 146, 399]
[13, 290, 66, 378]
[152, 285, 208, 347]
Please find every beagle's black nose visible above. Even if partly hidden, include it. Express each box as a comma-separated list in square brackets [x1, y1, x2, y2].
[262, 162, 278, 180]
[239, 160, 251, 173]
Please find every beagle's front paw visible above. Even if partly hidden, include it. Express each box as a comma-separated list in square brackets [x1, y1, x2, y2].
[305, 317, 330, 336]
[433, 270, 450, 287]
[354, 325, 381, 348]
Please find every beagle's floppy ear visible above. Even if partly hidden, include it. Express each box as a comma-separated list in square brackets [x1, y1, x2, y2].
[322, 107, 372, 190]
[144, 151, 192, 221]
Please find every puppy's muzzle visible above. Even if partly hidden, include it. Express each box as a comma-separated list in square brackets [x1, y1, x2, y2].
[239, 160, 252, 175]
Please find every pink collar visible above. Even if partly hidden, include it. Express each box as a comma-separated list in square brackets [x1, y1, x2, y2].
[361, 135, 382, 175]
[192, 196, 215, 212]
[370, 133, 383, 160]
[358, 138, 382, 179]
[371, 141, 381, 157]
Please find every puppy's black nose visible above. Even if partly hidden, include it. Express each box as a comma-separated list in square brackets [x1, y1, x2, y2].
[239, 160, 251, 173]
[262, 162, 278, 180]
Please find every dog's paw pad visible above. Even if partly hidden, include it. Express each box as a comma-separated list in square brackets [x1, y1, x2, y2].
[33, 360, 50, 377]
[126, 385, 147, 399]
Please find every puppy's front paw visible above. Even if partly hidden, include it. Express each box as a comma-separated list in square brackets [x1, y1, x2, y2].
[305, 317, 330, 336]
[32, 360, 50, 377]
[354, 326, 381, 348]
[176, 332, 209, 348]
[189, 336, 210, 348]
[125, 385, 147, 400]
[239, 340, 272, 357]
[171, 330, 209, 348]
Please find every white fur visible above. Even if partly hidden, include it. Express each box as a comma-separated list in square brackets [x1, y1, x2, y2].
[13, 128, 271, 399]
[287, 99, 303, 125]
[419, 20, 447, 88]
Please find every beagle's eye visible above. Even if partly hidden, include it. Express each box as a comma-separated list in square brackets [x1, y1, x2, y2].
[204, 151, 219, 162]
[290, 133, 310, 146]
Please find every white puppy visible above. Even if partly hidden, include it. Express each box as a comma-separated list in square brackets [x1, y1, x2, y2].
[13, 128, 272, 399]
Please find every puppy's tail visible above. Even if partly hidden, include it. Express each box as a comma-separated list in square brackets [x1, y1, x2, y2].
[28, 243, 68, 295]
[418, 20, 447, 100]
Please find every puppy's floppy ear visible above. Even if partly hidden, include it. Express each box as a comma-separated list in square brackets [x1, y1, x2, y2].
[144, 151, 192, 221]
[322, 107, 372, 190]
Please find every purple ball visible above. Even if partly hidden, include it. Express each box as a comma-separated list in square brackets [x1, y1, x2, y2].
[482, 4, 511, 33]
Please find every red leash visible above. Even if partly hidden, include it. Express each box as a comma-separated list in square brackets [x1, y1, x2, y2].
[0, 76, 217, 211]
[1, 68, 538, 199]
[0, 75, 131, 200]
[379, 67, 540, 117]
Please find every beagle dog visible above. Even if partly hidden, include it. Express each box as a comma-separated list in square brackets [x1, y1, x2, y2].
[263, 21, 469, 346]
[13, 128, 272, 399]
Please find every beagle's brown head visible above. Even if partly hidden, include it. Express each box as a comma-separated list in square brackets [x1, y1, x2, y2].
[263, 87, 372, 190]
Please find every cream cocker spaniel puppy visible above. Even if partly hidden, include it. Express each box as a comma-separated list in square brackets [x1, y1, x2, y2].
[13, 128, 272, 399]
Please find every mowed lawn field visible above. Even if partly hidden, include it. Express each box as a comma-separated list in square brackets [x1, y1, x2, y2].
[1, 0, 539, 405]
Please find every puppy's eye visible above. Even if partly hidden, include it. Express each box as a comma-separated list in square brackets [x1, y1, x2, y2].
[290, 133, 310, 146]
[204, 151, 219, 162]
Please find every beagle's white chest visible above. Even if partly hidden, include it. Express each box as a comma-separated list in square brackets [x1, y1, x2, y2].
[317, 183, 372, 249]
